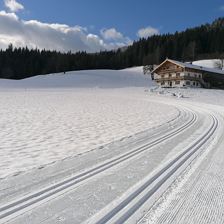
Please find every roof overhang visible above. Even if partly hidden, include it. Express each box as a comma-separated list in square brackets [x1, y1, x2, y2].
[151, 59, 185, 74]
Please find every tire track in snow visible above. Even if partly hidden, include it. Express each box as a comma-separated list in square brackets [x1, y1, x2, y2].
[142, 111, 224, 224]
[88, 113, 218, 224]
[0, 108, 197, 223]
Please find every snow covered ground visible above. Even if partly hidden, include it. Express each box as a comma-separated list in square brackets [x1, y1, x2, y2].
[0, 89, 178, 179]
[1, 60, 224, 224]
[0, 68, 165, 179]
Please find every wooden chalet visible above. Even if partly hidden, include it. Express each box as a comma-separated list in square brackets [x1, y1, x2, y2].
[152, 59, 224, 89]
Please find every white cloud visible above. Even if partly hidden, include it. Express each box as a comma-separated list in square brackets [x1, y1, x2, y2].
[0, 11, 131, 53]
[220, 5, 224, 11]
[137, 26, 159, 38]
[101, 28, 132, 47]
[101, 28, 124, 40]
[4, 0, 24, 12]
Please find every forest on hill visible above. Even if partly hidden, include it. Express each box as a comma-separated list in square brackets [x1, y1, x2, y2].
[0, 17, 224, 79]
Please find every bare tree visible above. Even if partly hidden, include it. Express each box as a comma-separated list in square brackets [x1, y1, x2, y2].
[143, 65, 154, 75]
[143, 65, 156, 80]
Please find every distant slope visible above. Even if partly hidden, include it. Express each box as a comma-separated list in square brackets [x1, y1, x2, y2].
[0, 67, 154, 89]
[192, 59, 220, 68]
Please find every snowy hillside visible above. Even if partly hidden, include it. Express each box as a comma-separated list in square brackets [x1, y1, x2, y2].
[0, 67, 154, 89]
[192, 59, 221, 68]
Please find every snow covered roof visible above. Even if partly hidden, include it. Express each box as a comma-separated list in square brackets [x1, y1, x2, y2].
[152, 59, 224, 75]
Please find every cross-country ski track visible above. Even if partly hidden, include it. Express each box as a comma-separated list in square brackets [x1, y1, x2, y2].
[0, 97, 223, 224]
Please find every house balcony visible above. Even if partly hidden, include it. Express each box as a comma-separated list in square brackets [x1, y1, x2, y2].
[155, 76, 208, 88]
[154, 76, 202, 82]
[156, 68, 184, 74]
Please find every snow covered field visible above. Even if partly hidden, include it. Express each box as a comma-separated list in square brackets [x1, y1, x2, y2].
[0, 88, 178, 179]
[1, 60, 224, 224]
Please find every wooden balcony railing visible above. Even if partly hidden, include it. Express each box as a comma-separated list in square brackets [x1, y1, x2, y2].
[156, 68, 184, 74]
[155, 76, 208, 87]
[154, 76, 202, 82]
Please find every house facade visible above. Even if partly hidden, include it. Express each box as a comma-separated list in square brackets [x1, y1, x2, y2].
[152, 59, 224, 88]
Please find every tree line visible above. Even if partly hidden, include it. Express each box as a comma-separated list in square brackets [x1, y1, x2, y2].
[0, 17, 224, 80]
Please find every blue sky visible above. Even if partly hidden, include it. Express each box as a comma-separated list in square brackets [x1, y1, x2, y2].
[0, 0, 223, 52]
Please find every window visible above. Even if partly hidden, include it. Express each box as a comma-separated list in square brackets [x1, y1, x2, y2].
[193, 82, 195, 86]
[175, 81, 180, 84]
[161, 74, 164, 78]
[188, 73, 190, 77]
[176, 73, 180, 77]
[161, 82, 165, 85]
[186, 81, 190, 85]
[169, 73, 172, 77]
